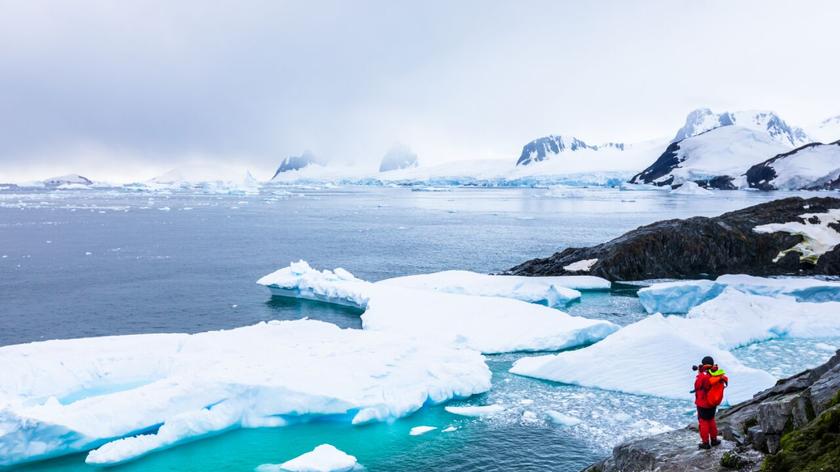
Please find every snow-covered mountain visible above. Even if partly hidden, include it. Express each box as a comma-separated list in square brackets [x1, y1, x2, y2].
[630, 126, 789, 189]
[516, 135, 625, 166]
[745, 140, 840, 190]
[379, 145, 419, 172]
[43, 174, 92, 186]
[673, 108, 811, 147]
[272, 151, 321, 178]
[806, 115, 840, 143]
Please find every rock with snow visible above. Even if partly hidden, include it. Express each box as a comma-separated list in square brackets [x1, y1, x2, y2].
[444, 404, 506, 417]
[43, 174, 92, 186]
[746, 140, 840, 190]
[272, 151, 322, 178]
[0, 320, 490, 467]
[638, 274, 840, 314]
[379, 144, 418, 172]
[508, 197, 840, 280]
[630, 126, 789, 189]
[257, 444, 359, 472]
[673, 108, 811, 147]
[259, 262, 618, 353]
[516, 135, 625, 166]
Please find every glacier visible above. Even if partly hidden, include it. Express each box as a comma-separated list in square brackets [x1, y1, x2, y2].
[0, 320, 490, 467]
[258, 262, 618, 353]
[511, 288, 840, 403]
[638, 274, 840, 314]
[377, 270, 611, 306]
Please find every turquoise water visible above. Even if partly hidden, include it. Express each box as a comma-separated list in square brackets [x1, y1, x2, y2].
[2, 186, 838, 471]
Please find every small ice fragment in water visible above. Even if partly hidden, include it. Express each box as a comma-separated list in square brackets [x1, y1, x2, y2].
[445, 404, 505, 417]
[546, 410, 582, 426]
[257, 444, 359, 472]
[442, 426, 457, 433]
[409, 426, 437, 436]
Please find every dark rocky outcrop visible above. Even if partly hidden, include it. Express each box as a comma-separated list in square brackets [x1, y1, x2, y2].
[585, 351, 840, 472]
[516, 135, 624, 166]
[507, 197, 840, 281]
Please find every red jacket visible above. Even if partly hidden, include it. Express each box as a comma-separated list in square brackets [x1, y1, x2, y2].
[695, 365, 728, 408]
[694, 370, 713, 408]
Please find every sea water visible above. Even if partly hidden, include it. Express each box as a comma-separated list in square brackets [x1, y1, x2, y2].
[1, 186, 837, 471]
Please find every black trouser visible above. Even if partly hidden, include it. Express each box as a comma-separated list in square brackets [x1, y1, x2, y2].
[697, 406, 716, 420]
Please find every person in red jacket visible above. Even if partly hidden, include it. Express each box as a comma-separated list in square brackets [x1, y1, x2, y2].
[693, 355, 728, 449]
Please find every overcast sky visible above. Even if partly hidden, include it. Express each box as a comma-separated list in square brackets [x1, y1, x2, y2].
[1, 0, 838, 182]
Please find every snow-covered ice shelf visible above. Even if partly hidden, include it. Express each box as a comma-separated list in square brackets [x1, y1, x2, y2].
[0, 320, 490, 467]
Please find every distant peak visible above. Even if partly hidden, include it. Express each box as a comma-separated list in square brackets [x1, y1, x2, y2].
[673, 108, 811, 147]
[516, 135, 625, 166]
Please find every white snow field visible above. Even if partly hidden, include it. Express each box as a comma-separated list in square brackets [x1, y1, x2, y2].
[378, 270, 610, 306]
[638, 274, 840, 314]
[512, 288, 840, 403]
[758, 142, 840, 190]
[0, 320, 490, 467]
[259, 262, 618, 353]
[754, 208, 840, 264]
[256, 444, 360, 472]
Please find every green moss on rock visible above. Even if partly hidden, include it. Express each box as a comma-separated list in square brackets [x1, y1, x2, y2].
[762, 404, 840, 472]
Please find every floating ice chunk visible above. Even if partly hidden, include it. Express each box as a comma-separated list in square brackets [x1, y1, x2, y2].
[377, 270, 583, 306]
[259, 262, 617, 354]
[0, 320, 489, 467]
[637, 279, 721, 314]
[409, 426, 437, 436]
[361, 286, 618, 353]
[257, 260, 372, 308]
[256, 444, 359, 472]
[510, 312, 776, 403]
[670, 181, 712, 195]
[638, 274, 840, 314]
[754, 208, 840, 263]
[441, 426, 457, 433]
[546, 410, 582, 426]
[562, 258, 598, 272]
[445, 404, 506, 417]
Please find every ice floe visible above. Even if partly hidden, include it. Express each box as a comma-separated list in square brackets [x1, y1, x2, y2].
[360, 285, 618, 353]
[256, 444, 359, 472]
[638, 274, 840, 314]
[546, 410, 582, 426]
[377, 270, 593, 306]
[512, 288, 840, 402]
[0, 320, 489, 467]
[259, 262, 618, 353]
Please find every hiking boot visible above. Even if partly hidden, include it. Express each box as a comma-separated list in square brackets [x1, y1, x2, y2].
[711, 439, 721, 446]
[698, 442, 711, 450]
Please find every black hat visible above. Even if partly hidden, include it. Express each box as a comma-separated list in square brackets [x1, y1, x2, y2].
[702, 356, 714, 366]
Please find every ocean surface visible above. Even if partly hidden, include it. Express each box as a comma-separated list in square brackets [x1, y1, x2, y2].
[2, 185, 838, 471]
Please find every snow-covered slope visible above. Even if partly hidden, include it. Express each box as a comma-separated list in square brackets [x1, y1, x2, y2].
[673, 108, 812, 147]
[145, 168, 261, 194]
[630, 126, 790, 188]
[806, 115, 840, 143]
[516, 135, 625, 166]
[0, 320, 490, 466]
[745, 140, 840, 190]
[379, 144, 418, 172]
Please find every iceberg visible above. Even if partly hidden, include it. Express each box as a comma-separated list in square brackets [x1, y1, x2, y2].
[376, 270, 603, 306]
[256, 444, 359, 472]
[259, 262, 618, 353]
[409, 426, 437, 436]
[512, 288, 840, 402]
[638, 274, 840, 314]
[0, 320, 490, 467]
[257, 260, 372, 308]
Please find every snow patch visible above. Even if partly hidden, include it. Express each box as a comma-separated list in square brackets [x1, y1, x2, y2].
[754, 209, 840, 264]
[562, 259, 598, 272]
